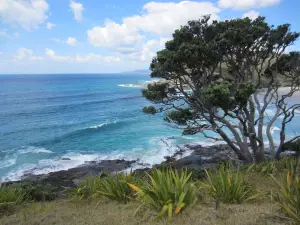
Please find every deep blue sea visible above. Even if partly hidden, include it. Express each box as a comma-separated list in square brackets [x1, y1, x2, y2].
[0, 74, 204, 181]
[1, 74, 299, 181]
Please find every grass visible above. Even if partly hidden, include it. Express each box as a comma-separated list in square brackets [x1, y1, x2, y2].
[0, 200, 287, 225]
[271, 171, 300, 223]
[199, 163, 263, 204]
[0, 157, 299, 224]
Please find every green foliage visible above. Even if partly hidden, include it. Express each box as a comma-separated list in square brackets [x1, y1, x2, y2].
[128, 167, 197, 218]
[246, 161, 278, 175]
[97, 171, 136, 203]
[69, 174, 103, 200]
[142, 106, 157, 115]
[200, 164, 262, 204]
[0, 185, 27, 216]
[201, 82, 256, 112]
[142, 83, 170, 102]
[69, 172, 136, 203]
[0, 186, 26, 204]
[271, 171, 300, 223]
[165, 109, 193, 125]
[17, 182, 58, 201]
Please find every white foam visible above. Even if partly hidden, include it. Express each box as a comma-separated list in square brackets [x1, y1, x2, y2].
[2, 136, 199, 182]
[0, 158, 16, 169]
[2, 153, 101, 182]
[118, 84, 144, 88]
[88, 123, 107, 129]
[88, 120, 117, 129]
[19, 146, 53, 154]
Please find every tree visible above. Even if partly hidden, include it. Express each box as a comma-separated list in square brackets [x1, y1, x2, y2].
[142, 16, 300, 163]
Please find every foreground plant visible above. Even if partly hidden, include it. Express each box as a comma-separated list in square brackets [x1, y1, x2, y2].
[246, 161, 278, 175]
[0, 186, 27, 204]
[69, 174, 103, 200]
[200, 164, 262, 204]
[69, 172, 136, 203]
[271, 171, 300, 223]
[129, 167, 197, 218]
[97, 171, 136, 203]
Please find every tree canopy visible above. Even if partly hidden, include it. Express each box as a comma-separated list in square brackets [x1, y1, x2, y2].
[142, 16, 300, 163]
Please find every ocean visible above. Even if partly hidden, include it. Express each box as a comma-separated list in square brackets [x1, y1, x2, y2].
[0, 74, 204, 181]
[0, 74, 299, 181]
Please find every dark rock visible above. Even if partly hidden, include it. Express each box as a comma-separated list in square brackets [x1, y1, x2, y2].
[61, 158, 71, 160]
[19, 159, 137, 190]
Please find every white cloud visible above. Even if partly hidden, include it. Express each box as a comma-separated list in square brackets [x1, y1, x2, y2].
[45, 49, 120, 63]
[13, 48, 43, 61]
[124, 1, 219, 36]
[0, 30, 8, 37]
[125, 38, 170, 62]
[88, 1, 219, 48]
[242, 10, 259, 20]
[46, 22, 56, 29]
[70, 0, 84, 22]
[0, 0, 49, 30]
[45, 48, 71, 62]
[51, 37, 78, 46]
[88, 20, 144, 48]
[218, 0, 281, 10]
[66, 37, 78, 46]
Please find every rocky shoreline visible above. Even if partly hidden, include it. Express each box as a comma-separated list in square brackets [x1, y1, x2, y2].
[6, 143, 239, 190]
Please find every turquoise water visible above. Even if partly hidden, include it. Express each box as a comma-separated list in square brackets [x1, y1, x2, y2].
[0, 74, 203, 181]
[0, 74, 299, 181]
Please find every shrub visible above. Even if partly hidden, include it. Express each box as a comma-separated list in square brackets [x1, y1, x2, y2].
[246, 161, 278, 175]
[18, 182, 58, 201]
[200, 164, 262, 204]
[69, 174, 103, 200]
[129, 167, 197, 218]
[97, 171, 136, 203]
[0, 186, 26, 204]
[69, 172, 136, 203]
[271, 171, 300, 223]
[0, 186, 27, 216]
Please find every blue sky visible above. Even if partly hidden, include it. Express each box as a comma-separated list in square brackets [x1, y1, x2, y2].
[0, 0, 299, 74]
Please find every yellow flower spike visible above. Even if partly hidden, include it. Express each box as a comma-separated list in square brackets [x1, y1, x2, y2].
[128, 183, 142, 193]
[227, 175, 231, 185]
[175, 206, 182, 215]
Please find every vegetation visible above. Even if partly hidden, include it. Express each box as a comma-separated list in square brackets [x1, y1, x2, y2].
[271, 171, 300, 223]
[17, 182, 58, 201]
[69, 172, 136, 203]
[142, 16, 300, 163]
[246, 161, 278, 175]
[200, 164, 262, 204]
[129, 167, 197, 218]
[0, 186, 26, 205]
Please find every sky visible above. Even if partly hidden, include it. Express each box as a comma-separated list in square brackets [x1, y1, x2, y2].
[0, 0, 299, 74]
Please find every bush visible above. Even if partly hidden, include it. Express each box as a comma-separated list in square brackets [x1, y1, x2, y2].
[0, 186, 26, 204]
[271, 171, 300, 223]
[129, 167, 197, 218]
[97, 171, 136, 203]
[200, 164, 262, 204]
[69, 174, 103, 200]
[0, 186, 27, 216]
[18, 182, 58, 201]
[246, 161, 278, 175]
[69, 172, 136, 203]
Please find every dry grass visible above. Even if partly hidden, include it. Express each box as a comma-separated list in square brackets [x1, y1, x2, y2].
[0, 199, 290, 225]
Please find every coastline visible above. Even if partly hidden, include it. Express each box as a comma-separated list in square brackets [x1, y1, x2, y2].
[4, 143, 239, 194]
